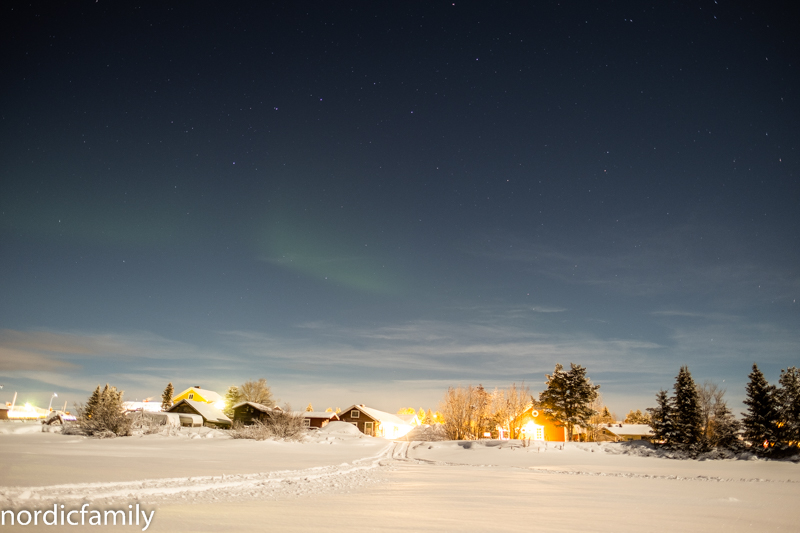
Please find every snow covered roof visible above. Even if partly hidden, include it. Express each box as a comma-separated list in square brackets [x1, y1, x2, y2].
[175, 387, 223, 403]
[601, 424, 654, 437]
[299, 411, 339, 420]
[233, 401, 281, 413]
[343, 405, 413, 427]
[170, 399, 231, 425]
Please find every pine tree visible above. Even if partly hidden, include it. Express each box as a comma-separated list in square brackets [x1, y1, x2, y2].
[306, 403, 314, 412]
[673, 366, 704, 451]
[647, 390, 676, 445]
[417, 408, 427, 425]
[778, 366, 800, 447]
[742, 364, 780, 452]
[161, 382, 174, 411]
[539, 363, 600, 441]
[224, 386, 241, 418]
[426, 408, 434, 425]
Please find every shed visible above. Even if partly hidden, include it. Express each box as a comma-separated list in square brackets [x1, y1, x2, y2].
[600, 423, 654, 442]
[168, 399, 232, 428]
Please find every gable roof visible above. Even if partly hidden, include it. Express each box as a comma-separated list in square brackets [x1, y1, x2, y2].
[299, 411, 340, 420]
[173, 387, 223, 403]
[169, 399, 231, 425]
[343, 405, 412, 427]
[233, 401, 281, 414]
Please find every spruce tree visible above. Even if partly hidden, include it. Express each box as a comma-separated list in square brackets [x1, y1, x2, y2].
[673, 366, 704, 451]
[306, 403, 314, 412]
[647, 389, 675, 445]
[778, 366, 800, 447]
[539, 363, 600, 441]
[77, 383, 131, 437]
[742, 364, 780, 452]
[161, 382, 174, 411]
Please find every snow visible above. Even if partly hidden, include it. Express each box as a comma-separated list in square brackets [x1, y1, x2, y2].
[1, 428, 798, 532]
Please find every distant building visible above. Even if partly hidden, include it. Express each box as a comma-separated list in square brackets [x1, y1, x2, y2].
[337, 405, 414, 439]
[599, 423, 654, 442]
[514, 406, 567, 442]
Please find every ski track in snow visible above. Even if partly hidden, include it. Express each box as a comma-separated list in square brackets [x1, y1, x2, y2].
[0, 443, 397, 508]
[2, 440, 796, 509]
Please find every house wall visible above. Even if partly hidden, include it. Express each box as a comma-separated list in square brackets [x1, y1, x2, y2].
[173, 388, 214, 404]
[337, 408, 379, 436]
[516, 408, 567, 442]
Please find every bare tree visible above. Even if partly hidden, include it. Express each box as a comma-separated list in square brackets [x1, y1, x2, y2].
[497, 382, 531, 439]
[439, 385, 478, 440]
[697, 380, 725, 438]
[239, 378, 274, 406]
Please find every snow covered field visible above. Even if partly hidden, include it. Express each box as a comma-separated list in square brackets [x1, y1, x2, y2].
[1, 423, 798, 532]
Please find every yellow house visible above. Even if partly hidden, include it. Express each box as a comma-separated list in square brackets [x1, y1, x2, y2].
[172, 386, 225, 410]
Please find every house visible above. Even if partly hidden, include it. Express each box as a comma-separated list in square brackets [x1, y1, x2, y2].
[337, 405, 414, 439]
[599, 423, 654, 442]
[514, 405, 568, 442]
[172, 386, 225, 409]
[168, 399, 232, 428]
[232, 402, 283, 426]
[298, 411, 340, 429]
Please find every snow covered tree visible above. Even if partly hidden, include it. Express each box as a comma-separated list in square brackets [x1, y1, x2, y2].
[624, 409, 652, 425]
[673, 366, 704, 451]
[426, 408, 435, 425]
[223, 385, 241, 418]
[305, 403, 314, 412]
[742, 364, 780, 452]
[161, 382, 174, 411]
[439, 385, 480, 440]
[240, 378, 273, 406]
[778, 366, 800, 447]
[76, 384, 131, 437]
[647, 390, 676, 445]
[539, 363, 600, 441]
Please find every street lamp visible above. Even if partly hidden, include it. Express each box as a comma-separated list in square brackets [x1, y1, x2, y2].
[48, 393, 58, 411]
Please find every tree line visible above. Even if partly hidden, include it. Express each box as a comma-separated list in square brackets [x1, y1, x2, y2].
[650, 364, 799, 456]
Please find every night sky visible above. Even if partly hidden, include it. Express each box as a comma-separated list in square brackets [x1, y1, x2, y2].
[1, 1, 798, 416]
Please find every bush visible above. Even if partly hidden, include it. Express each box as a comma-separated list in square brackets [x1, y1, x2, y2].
[229, 411, 306, 441]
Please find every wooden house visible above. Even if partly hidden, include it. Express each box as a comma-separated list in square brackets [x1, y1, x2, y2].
[168, 399, 232, 428]
[337, 404, 414, 439]
[299, 411, 340, 429]
[599, 423, 654, 442]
